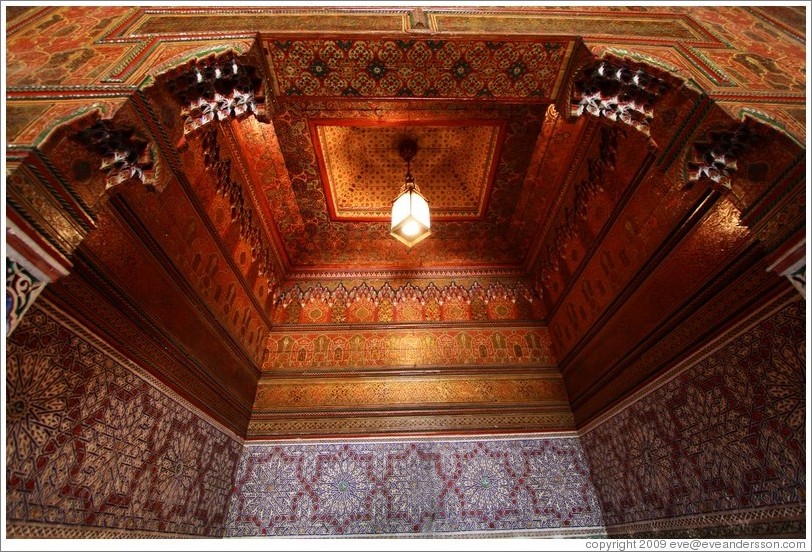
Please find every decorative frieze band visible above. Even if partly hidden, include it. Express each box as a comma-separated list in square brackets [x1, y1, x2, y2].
[272, 280, 540, 324]
[276, 280, 536, 309]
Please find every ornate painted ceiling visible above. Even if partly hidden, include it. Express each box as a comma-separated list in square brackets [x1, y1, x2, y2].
[5, 6, 806, 439]
[312, 120, 503, 221]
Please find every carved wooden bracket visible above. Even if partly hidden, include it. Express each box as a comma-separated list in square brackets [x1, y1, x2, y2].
[162, 51, 266, 146]
[571, 56, 674, 136]
[686, 121, 756, 191]
[74, 119, 161, 196]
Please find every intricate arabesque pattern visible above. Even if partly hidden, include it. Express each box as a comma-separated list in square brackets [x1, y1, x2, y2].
[536, 125, 622, 278]
[5, 8, 805, 148]
[581, 298, 806, 533]
[199, 125, 280, 294]
[3, 7, 807, 540]
[265, 326, 555, 370]
[266, 101, 544, 267]
[6, 304, 242, 537]
[6, 257, 47, 336]
[225, 437, 603, 536]
[254, 374, 568, 411]
[273, 280, 537, 324]
[265, 37, 571, 99]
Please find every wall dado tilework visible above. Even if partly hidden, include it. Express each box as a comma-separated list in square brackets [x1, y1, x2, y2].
[225, 435, 604, 537]
[5, 300, 243, 538]
[580, 293, 806, 538]
[6, 293, 806, 539]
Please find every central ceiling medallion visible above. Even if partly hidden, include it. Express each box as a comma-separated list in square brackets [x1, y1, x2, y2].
[310, 119, 506, 221]
[390, 138, 431, 247]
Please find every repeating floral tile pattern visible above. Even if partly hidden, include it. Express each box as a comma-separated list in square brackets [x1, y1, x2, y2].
[6, 304, 243, 536]
[225, 438, 603, 536]
[581, 298, 806, 530]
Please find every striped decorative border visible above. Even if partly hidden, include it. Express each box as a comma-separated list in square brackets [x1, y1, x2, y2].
[5, 521, 211, 539]
[244, 430, 581, 446]
[263, 525, 607, 539]
[604, 504, 806, 537]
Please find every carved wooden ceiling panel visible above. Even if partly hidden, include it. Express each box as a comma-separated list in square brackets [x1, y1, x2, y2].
[263, 36, 575, 101]
[225, 99, 589, 272]
[312, 120, 504, 220]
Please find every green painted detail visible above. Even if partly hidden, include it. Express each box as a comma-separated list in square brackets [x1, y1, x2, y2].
[602, 47, 682, 75]
[738, 108, 802, 147]
[32, 103, 116, 147]
[137, 43, 251, 90]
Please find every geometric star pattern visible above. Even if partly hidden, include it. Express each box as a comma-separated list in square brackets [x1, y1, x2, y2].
[6, 304, 243, 537]
[225, 437, 603, 536]
[580, 298, 806, 533]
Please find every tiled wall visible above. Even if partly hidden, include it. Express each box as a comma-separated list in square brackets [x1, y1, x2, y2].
[580, 294, 806, 537]
[6, 293, 805, 538]
[225, 436, 604, 537]
[5, 301, 243, 538]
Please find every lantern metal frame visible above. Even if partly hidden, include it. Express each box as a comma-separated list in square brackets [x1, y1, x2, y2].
[390, 138, 431, 247]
